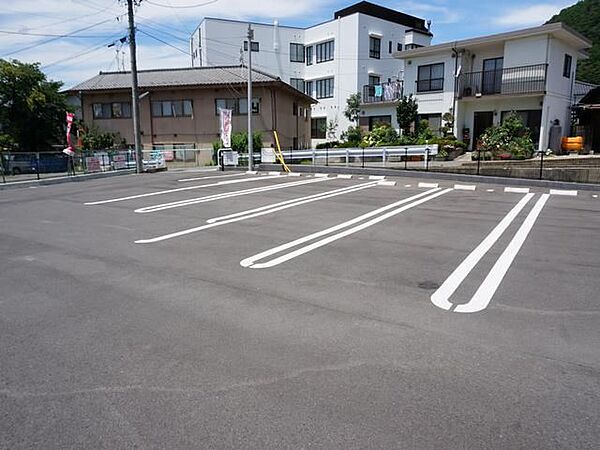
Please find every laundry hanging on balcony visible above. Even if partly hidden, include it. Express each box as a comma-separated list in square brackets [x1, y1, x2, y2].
[374, 84, 383, 97]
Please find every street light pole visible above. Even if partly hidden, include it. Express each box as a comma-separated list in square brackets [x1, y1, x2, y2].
[126, 0, 143, 174]
[247, 24, 254, 171]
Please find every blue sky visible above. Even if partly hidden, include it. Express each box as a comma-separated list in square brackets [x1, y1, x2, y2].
[0, 0, 575, 87]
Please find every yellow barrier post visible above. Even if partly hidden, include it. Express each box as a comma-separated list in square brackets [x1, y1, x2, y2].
[273, 130, 291, 173]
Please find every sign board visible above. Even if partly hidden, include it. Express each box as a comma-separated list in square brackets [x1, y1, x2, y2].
[222, 150, 239, 166]
[219, 109, 232, 148]
[113, 153, 127, 170]
[85, 156, 102, 173]
[261, 148, 276, 163]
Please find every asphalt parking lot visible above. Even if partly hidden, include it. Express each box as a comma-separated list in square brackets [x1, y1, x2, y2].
[1, 169, 599, 449]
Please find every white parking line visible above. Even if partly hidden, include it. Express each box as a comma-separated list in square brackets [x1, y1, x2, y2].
[418, 182, 439, 188]
[549, 189, 577, 196]
[84, 174, 283, 205]
[207, 181, 379, 223]
[377, 180, 397, 187]
[245, 170, 258, 175]
[135, 177, 329, 213]
[337, 174, 352, 179]
[454, 184, 476, 191]
[405, 184, 412, 188]
[268, 171, 282, 176]
[455, 194, 549, 313]
[431, 193, 535, 311]
[505, 187, 530, 194]
[486, 189, 495, 192]
[369, 175, 386, 180]
[288, 172, 302, 177]
[314, 173, 329, 178]
[178, 173, 248, 182]
[135, 181, 380, 244]
[240, 188, 451, 269]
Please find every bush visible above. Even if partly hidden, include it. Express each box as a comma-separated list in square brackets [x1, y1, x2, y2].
[479, 112, 534, 159]
[230, 131, 262, 153]
[362, 123, 398, 147]
[340, 126, 363, 146]
[316, 141, 340, 149]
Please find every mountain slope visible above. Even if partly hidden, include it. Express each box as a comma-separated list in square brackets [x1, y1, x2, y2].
[547, 0, 600, 84]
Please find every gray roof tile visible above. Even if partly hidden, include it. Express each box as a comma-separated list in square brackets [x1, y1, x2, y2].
[68, 66, 277, 91]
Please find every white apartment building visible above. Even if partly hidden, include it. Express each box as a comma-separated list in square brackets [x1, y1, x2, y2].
[396, 23, 591, 153]
[190, 1, 432, 146]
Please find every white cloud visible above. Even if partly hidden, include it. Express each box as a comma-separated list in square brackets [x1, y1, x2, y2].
[1, 0, 335, 85]
[395, 1, 462, 24]
[494, 2, 572, 27]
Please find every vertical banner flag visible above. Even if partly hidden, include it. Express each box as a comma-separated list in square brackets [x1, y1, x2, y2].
[63, 112, 75, 156]
[220, 108, 232, 148]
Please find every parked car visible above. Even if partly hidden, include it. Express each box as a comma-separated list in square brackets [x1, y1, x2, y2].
[2, 153, 69, 175]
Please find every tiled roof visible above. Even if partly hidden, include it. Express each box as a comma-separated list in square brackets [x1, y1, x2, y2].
[68, 66, 277, 91]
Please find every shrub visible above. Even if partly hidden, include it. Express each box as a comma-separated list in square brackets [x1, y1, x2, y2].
[362, 123, 398, 147]
[230, 131, 262, 153]
[479, 112, 534, 159]
[315, 141, 340, 149]
[340, 126, 363, 146]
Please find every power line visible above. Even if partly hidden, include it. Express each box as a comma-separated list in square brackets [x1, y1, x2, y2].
[42, 34, 127, 69]
[144, 0, 219, 9]
[3, 17, 125, 57]
[137, 28, 189, 55]
[0, 30, 120, 39]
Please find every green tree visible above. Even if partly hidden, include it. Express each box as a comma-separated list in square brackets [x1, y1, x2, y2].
[343, 92, 361, 125]
[230, 131, 262, 153]
[79, 123, 125, 151]
[0, 59, 68, 151]
[547, 0, 600, 84]
[396, 94, 419, 136]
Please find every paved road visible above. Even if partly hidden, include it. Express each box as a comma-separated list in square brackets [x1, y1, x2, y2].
[1, 170, 599, 449]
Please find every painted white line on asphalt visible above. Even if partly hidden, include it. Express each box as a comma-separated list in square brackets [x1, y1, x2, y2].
[207, 181, 379, 223]
[240, 188, 448, 269]
[245, 170, 258, 175]
[505, 187, 530, 194]
[418, 182, 439, 188]
[405, 184, 412, 188]
[84, 174, 284, 205]
[178, 173, 248, 182]
[431, 193, 535, 311]
[549, 189, 577, 196]
[314, 173, 329, 178]
[486, 189, 495, 192]
[288, 172, 301, 177]
[337, 174, 352, 179]
[369, 175, 386, 180]
[135, 177, 329, 213]
[454, 184, 476, 191]
[456, 194, 550, 313]
[268, 171, 282, 176]
[593, 194, 599, 198]
[135, 181, 379, 244]
[377, 180, 397, 187]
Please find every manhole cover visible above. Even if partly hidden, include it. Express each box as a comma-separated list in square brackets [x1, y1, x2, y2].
[418, 281, 440, 290]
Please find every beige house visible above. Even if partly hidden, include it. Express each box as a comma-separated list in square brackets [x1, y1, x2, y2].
[67, 66, 315, 151]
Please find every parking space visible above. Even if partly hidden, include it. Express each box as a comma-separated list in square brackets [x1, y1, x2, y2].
[1, 168, 600, 448]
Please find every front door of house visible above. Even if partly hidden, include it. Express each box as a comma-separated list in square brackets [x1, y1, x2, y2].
[482, 57, 503, 95]
[473, 111, 494, 149]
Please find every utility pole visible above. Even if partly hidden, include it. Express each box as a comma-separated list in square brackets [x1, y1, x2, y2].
[126, 0, 143, 174]
[247, 24, 254, 171]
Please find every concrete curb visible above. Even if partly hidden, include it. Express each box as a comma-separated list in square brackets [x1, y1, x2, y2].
[0, 169, 137, 190]
[258, 164, 600, 192]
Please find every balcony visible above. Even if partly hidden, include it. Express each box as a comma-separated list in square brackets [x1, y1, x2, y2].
[458, 64, 547, 99]
[362, 81, 403, 104]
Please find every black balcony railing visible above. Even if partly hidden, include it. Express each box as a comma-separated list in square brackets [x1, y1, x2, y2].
[362, 81, 403, 103]
[458, 63, 548, 98]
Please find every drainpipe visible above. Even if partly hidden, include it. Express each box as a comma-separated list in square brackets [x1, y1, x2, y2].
[451, 45, 460, 138]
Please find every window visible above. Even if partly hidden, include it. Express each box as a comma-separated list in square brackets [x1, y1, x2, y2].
[368, 115, 391, 131]
[563, 54, 572, 78]
[243, 41, 259, 52]
[368, 75, 381, 86]
[369, 36, 381, 59]
[397, 43, 403, 51]
[215, 98, 259, 115]
[311, 117, 327, 139]
[417, 63, 444, 92]
[290, 78, 305, 92]
[92, 102, 131, 119]
[315, 77, 334, 99]
[293, 102, 298, 116]
[316, 40, 334, 63]
[290, 43, 305, 63]
[305, 46, 313, 66]
[151, 100, 193, 117]
[389, 40, 392, 54]
[417, 113, 443, 136]
[305, 80, 313, 97]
